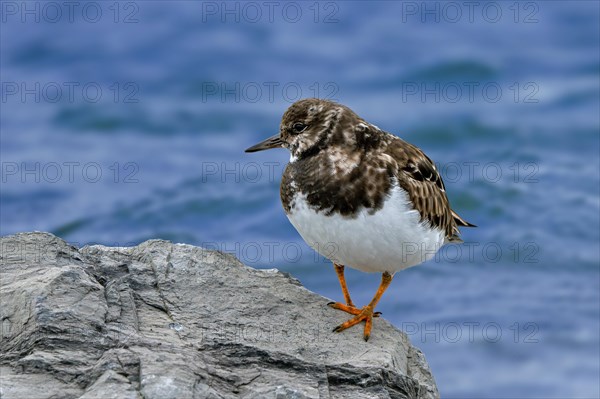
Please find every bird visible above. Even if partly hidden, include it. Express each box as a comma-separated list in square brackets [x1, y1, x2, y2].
[245, 98, 475, 341]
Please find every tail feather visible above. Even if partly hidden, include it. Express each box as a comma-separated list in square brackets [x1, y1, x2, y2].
[452, 210, 476, 228]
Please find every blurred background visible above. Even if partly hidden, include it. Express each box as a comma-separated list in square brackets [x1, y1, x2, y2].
[1, 1, 599, 397]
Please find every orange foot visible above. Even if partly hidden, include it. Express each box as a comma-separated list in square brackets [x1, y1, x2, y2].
[329, 304, 381, 341]
[328, 271, 393, 342]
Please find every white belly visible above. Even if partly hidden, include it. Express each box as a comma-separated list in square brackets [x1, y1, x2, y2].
[286, 186, 445, 273]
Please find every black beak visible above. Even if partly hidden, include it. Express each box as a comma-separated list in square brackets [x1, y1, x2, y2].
[245, 134, 284, 153]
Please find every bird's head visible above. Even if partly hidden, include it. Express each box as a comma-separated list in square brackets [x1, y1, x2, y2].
[245, 98, 353, 161]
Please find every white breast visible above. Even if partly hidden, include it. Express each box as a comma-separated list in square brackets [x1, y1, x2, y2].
[286, 185, 445, 273]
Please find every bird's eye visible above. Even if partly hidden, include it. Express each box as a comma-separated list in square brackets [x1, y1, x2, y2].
[292, 122, 307, 133]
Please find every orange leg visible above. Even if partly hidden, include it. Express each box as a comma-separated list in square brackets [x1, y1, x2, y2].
[332, 271, 393, 341]
[328, 264, 382, 317]
[333, 263, 354, 307]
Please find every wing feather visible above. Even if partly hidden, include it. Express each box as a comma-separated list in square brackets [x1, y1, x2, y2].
[385, 136, 472, 241]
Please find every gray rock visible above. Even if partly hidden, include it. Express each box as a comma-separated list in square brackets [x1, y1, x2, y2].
[0, 232, 439, 399]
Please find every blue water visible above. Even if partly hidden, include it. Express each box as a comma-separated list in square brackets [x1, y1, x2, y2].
[1, 2, 599, 397]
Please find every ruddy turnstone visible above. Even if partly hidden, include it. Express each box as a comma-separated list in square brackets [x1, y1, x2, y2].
[245, 98, 475, 341]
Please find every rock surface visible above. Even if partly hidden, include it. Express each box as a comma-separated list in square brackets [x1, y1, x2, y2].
[0, 232, 439, 399]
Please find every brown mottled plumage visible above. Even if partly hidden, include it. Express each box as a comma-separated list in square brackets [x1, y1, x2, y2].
[266, 98, 474, 242]
[245, 98, 475, 341]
